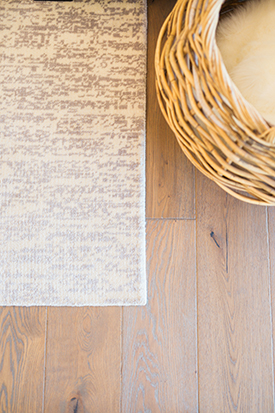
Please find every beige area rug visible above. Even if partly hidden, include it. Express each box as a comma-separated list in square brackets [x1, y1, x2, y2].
[0, 0, 146, 305]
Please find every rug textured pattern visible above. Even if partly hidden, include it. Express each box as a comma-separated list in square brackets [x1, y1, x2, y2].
[0, 0, 146, 305]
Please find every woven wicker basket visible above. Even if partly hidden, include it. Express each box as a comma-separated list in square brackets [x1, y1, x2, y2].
[155, 0, 275, 205]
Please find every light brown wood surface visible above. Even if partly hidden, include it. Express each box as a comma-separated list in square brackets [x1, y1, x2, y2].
[196, 171, 274, 412]
[44, 307, 121, 413]
[267, 205, 275, 404]
[1, 0, 275, 411]
[122, 220, 197, 412]
[146, 0, 195, 219]
[0, 307, 46, 412]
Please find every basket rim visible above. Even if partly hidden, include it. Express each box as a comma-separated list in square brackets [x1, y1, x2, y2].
[154, 0, 275, 205]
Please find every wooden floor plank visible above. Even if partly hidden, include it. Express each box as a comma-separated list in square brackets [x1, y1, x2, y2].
[196, 172, 274, 412]
[146, 0, 195, 219]
[44, 307, 121, 413]
[0, 307, 46, 412]
[122, 220, 197, 412]
[267, 206, 275, 401]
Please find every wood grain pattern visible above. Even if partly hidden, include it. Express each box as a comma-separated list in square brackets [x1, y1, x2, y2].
[146, 0, 195, 219]
[2, 1, 275, 412]
[0, 307, 46, 412]
[44, 307, 121, 413]
[196, 171, 274, 412]
[267, 206, 275, 397]
[122, 220, 197, 412]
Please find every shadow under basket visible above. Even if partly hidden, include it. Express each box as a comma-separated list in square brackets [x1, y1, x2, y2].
[155, 0, 275, 205]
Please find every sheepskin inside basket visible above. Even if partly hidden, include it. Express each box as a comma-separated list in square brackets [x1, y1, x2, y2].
[155, 0, 275, 205]
[216, 0, 275, 127]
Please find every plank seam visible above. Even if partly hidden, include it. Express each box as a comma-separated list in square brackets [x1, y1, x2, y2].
[146, 218, 196, 221]
[42, 307, 48, 413]
[120, 307, 123, 413]
[195, 168, 199, 413]
[266, 208, 275, 411]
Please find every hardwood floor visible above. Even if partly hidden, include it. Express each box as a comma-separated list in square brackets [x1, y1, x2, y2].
[122, 220, 197, 412]
[1, 0, 275, 411]
[196, 174, 274, 411]
[0, 307, 46, 412]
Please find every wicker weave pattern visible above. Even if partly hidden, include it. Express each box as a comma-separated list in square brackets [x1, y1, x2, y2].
[155, 0, 275, 204]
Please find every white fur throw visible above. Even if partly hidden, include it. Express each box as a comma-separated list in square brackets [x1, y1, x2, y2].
[216, 0, 275, 125]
